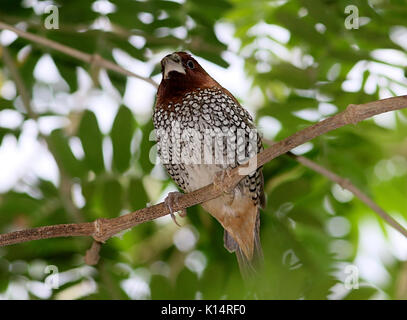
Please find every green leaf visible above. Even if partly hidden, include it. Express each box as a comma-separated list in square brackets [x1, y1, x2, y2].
[111, 106, 135, 173]
[102, 178, 123, 218]
[78, 110, 105, 174]
[48, 129, 86, 178]
[57, 60, 80, 92]
[0, 98, 14, 111]
[0, 192, 43, 225]
[37, 179, 59, 198]
[0, 0, 31, 17]
[128, 177, 149, 210]
[139, 120, 155, 174]
[174, 269, 199, 299]
[343, 286, 378, 300]
[0, 127, 21, 145]
[0, 258, 10, 293]
[150, 275, 174, 299]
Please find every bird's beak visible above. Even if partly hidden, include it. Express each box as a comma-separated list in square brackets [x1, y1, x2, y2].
[162, 53, 186, 79]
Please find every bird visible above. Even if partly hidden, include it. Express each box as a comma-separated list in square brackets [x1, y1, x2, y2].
[153, 52, 265, 278]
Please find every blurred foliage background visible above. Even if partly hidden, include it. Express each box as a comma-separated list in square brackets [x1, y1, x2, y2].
[0, 0, 407, 300]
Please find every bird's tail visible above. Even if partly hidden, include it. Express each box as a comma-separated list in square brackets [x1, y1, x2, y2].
[224, 211, 263, 280]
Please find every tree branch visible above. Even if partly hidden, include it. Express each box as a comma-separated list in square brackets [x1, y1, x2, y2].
[264, 140, 407, 238]
[1, 20, 407, 253]
[85, 241, 102, 265]
[1, 95, 407, 247]
[0, 21, 159, 88]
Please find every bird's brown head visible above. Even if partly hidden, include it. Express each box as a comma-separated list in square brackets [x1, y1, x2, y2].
[156, 52, 218, 105]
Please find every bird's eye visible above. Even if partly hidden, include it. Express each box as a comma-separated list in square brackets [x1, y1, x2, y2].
[186, 60, 195, 69]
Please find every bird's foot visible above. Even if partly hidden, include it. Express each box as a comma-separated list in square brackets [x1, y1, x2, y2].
[214, 168, 235, 195]
[164, 191, 187, 226]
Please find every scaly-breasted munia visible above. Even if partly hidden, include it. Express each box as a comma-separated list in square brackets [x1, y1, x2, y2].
[153, 52, 265, 277]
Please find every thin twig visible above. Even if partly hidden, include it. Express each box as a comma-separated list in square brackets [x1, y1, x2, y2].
[264, 139, 407, 238]
[291, 154, 407, 237]
[1, 45, 36, 118]
[85, 241, 102, 265]
[0, 21, 159, 88]
[1, 96, 407, 247]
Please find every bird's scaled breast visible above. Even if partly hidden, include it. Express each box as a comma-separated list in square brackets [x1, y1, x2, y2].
[154, 88, 254, 158]
[153, 87, 252, 131]
[153, 87, 259, 193]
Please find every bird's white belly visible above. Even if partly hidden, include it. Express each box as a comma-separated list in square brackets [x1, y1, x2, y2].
[182, 164, 222, 192]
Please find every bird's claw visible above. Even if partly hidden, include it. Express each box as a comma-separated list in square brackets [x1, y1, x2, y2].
[214, 168, 234, 195]
[164, 191, 187, 226]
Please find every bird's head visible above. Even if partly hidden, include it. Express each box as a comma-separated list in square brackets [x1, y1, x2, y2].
[157, 52, 218, 104]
